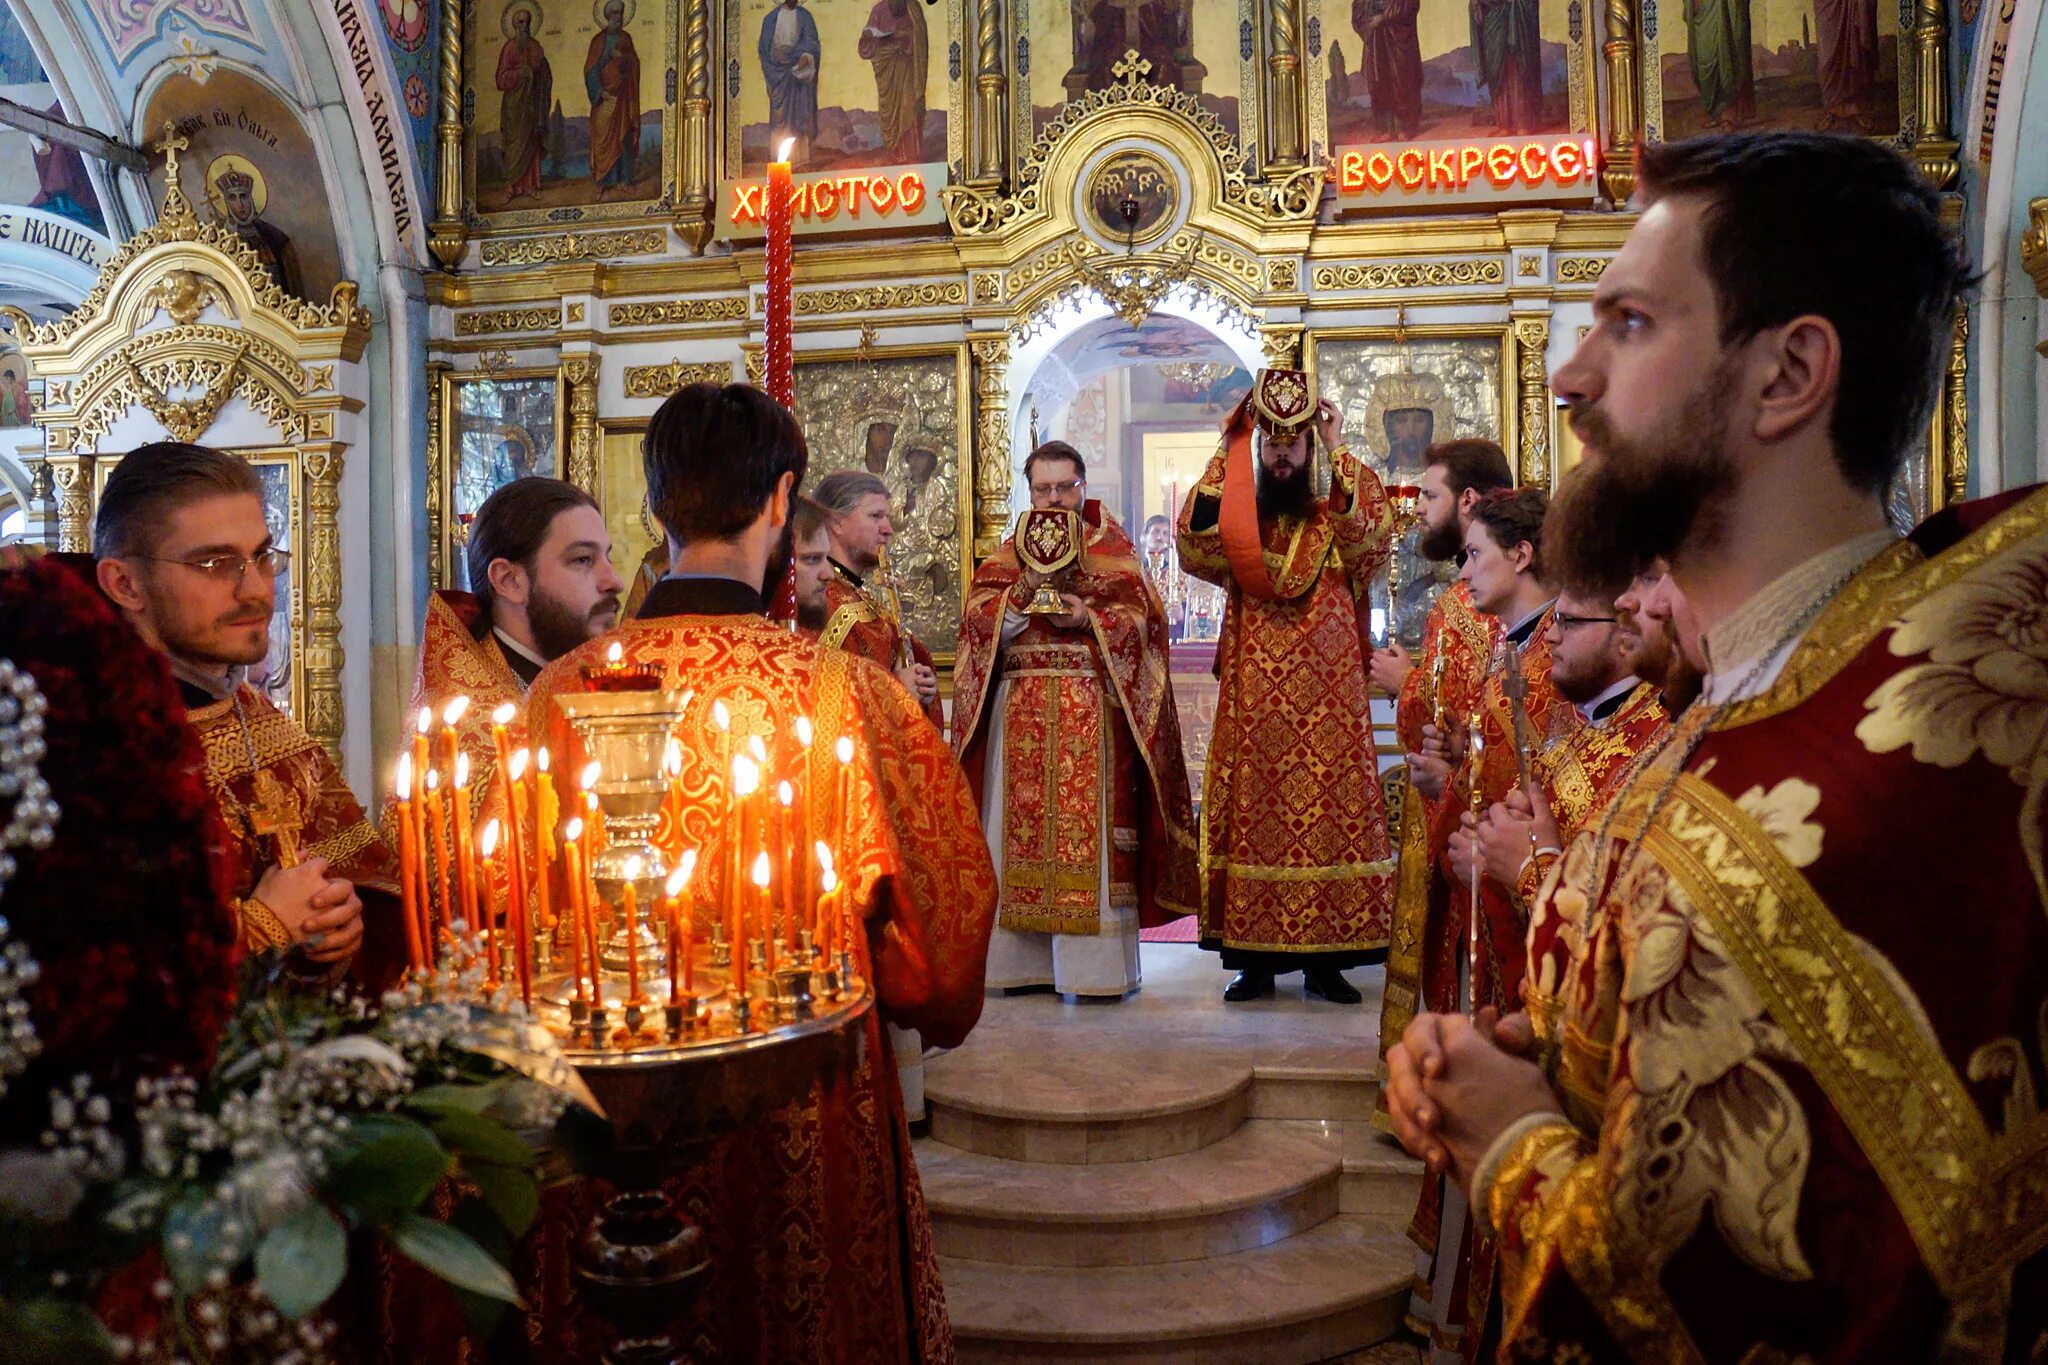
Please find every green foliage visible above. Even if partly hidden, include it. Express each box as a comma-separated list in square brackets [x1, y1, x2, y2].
[253, 1203, 347, 1321]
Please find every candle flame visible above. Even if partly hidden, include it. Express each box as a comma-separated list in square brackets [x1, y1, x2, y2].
[777, 780, 794, 808]
[443, 695, 470, 727]
[777, 135, 795, 162]
[794, 715, 814, 747]
[564, 816, 584, 842]
[395, 751, 413, 791]
[455, 752, 471, 788]
[479, 818, 500, 858]
[492, 701, 517, 726]
[666, 851, 697, 896]
[509, 747, 530, 781]
[416, 706, 434, 736]
[426, 769, 441, 792]
[665, 737, 683, 777]
[624, 854, 643, 879]
[607, 641, 624, 664]
[835, 735, 854, 765]
[732, 754, 761, 797]
[712, 699, 731, 730]
[580, 760, 601, 791]
[814, 839, 834, 871]
[748, 735, 767, 763]
[820, 867, 839, 894]
[751, 851, 771, 887]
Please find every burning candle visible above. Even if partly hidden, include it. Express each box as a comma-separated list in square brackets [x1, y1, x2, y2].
[563, 816, 589, 1006]
[730, 752, 760, 996]
[765, 136, 796, 407]
[775, 780, 796, 950]
[424, 769, 452, 946]
[814, 840, 835, 957]
[833, 734, 855, 889]
[579, 760, 602, 935]
[479, 817, 502, 989]
[506, 747, 534, 1008]
[535, 748, 559, 940]
[439, 696, 470, 786]
[622, 854, 644, 1005]
[666, 852, 696, 1001]
[453, 752, 479, 936]
[393, 755, 424, 974]
[819, 864, 840, 964]
[411, 707, 432, 803]
[750, 849, 772, 971]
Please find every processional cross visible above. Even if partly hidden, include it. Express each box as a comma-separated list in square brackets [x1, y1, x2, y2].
[152, 121, 197, 221]
[248, 769, 306, 868]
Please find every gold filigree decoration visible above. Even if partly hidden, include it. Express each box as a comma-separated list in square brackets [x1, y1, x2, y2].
[941, 49, 1324, 236]
[478, 227, 668, 266]
[608, 297, 749, 327]
[455, 306, 562, 336]
[1557, 256, 1610, 284]
[1312, 260, 1506, 290]
[969, 335, 1010, 559]
[303, 363, 334, 392]
[973, 272, 1001, 303]
[795, 282, 968, 315]
[58, 327, 311, 452]
[1267, 259, 1300, 291]
[139, 268, 236, 326]
[2023, 199, 2048, 302]
[622, 359, 735, 398]
[1513, 314, 1552, 488]
[121, 345, 245, 443]
[1065, 239, 1197, 328]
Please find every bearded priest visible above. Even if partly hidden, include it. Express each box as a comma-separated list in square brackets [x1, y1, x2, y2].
[520, 382, 998, 1362]
[1176, 369, 1396, 1004]
[84, 442, 403, 991]
[403, 476, 625, 801]
[953, 440, 1198, 1000]
[812, 469, 947, 730]
[1386, 132, 2048, 1360]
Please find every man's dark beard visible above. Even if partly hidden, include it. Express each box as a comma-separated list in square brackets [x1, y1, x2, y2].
[796, 599, 829, 632]
[1548, 358, 1740, 593]
[529, 585, 618, 661]
[1660, 627, 1705, 715]
[1256, 461, 1313, 521]
[1418, 515, 1463, 562]
[761, 517, 798, 597]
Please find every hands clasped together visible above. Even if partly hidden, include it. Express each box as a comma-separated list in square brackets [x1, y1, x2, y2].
[1383, 1006, 1563, 1197]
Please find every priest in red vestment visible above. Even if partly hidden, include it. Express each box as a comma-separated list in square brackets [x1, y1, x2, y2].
[812, 469, 948, 732]
[1387, 132, 2048, 1360]
[952, 441, 1197, 999]
[1176, 369, 1396, 1003]
[518, 381, 998, 1362]
[83, 442, 403, 993]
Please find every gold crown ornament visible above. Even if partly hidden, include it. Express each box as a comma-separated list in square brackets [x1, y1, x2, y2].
[1247, 367, 1315, 440]
[1014, 506, 1083, 614]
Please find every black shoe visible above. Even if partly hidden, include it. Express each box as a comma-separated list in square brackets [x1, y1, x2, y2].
[1223, 970, 1275, 1002]
[1303, 968, 1362, 1004]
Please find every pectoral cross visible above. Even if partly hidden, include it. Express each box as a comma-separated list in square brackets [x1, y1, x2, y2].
[248, 769, 305, 868]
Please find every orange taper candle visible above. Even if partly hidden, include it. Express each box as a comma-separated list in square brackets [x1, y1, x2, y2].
[563, 817, 588, 1006]
[534, 748, 559, 939]
[479, 817, 502, 989]
[666, 851, 697, 999]
[452, 752, 479, 938]
[393, 755, 424, 973]
[622, 855, 644, 1004]
[424, 769, 452, 947]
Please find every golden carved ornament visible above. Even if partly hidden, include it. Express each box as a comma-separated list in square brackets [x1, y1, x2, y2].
[429, 0, 466, 268]
[1067, 240, 1196, 329]
[1312, 261, 1506, 291]
[795, 282, 968, 316]
[2023, 198, 2048, 303]
[1259, 325, 1304, 371]
[1267, 259, 1300, 291]
[968, 335, 1011, 560]
[479, 227, 668, 267]
[121, 344, 245, 444]
[1556, 256, 1609, 284]
[455, 306, 562, 336]
[560, 355, 601, 496]
[942, 50, 1325, 236]
[609, 297, 749, 327]
[972, 273, 1001, 304]
[303, 363, 334, 392]
[139, 268, 236, 327]
[622, 359, 735, 398]
[1512, 315, 1552, 488]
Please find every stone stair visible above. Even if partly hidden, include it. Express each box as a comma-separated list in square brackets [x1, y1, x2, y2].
[919, 1051, 1423, 1364]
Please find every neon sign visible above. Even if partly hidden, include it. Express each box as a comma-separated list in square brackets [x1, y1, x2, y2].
[723, 164, 944, 235]
[1332, 137, 1599, 203]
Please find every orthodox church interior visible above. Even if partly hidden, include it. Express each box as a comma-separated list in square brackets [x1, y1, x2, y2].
[0, 0, 2043, 1356]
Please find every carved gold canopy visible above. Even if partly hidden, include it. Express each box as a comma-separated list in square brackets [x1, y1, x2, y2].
[8, 127, 372, 762]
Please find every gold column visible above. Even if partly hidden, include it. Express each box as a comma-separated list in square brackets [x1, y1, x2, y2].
[968, 0, 1008, 187]
[561, 355, 601, 496]
[1910, 0, 1958, 191]
[1264, 0, 1306, 170]
[1511, 315, 1552, 488]
[675, 0, 715, 253]
[46, 453, 93, 552]
[1936, 309, 1969, 509]
[1600, 0, 1640, 202]
[969, 335, 1011, 559]
[426, 360, 450, 591]
[302, 445, 346, 766]
[428, 0, 467, 270]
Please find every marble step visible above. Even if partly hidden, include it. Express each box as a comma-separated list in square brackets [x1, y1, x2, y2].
[917, 1123, 1342, 1266]
[943, 1215, 1413, 1365]
[927, 1049, 1254, 1164]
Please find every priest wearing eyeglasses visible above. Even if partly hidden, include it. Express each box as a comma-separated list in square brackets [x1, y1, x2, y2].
[82, 441, 404, 990]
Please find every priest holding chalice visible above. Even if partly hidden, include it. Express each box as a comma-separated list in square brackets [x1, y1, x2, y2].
[952, 441, 1198, 1001]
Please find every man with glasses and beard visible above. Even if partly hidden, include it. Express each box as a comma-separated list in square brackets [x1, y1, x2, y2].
[403, 476, 625, 796]
[1386, 133, 2048, 1360]
[1176, 368, 1396, 1004]
[86, 442, 402, 990]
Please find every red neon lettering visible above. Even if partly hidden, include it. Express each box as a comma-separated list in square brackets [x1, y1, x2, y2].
[1398, 149, 1426, 188]
[731, 182, 763, 224]
[1340, 151, 1366, 192]
[1366, 151, 1395, 189]
[1519, 143, 1547, 184]
[868, 175, 896, 212]
[1583, 139, 1598, 179]
[1486, 145, 1517, 186]
[837, 176, 864, 214]
[1550, 140, 1580, 183]
[897, 172, 926, 213]
[812, 177, 839, 219]
[1426, 147, 1455, 187]
[1457, 146, 1484, 186]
